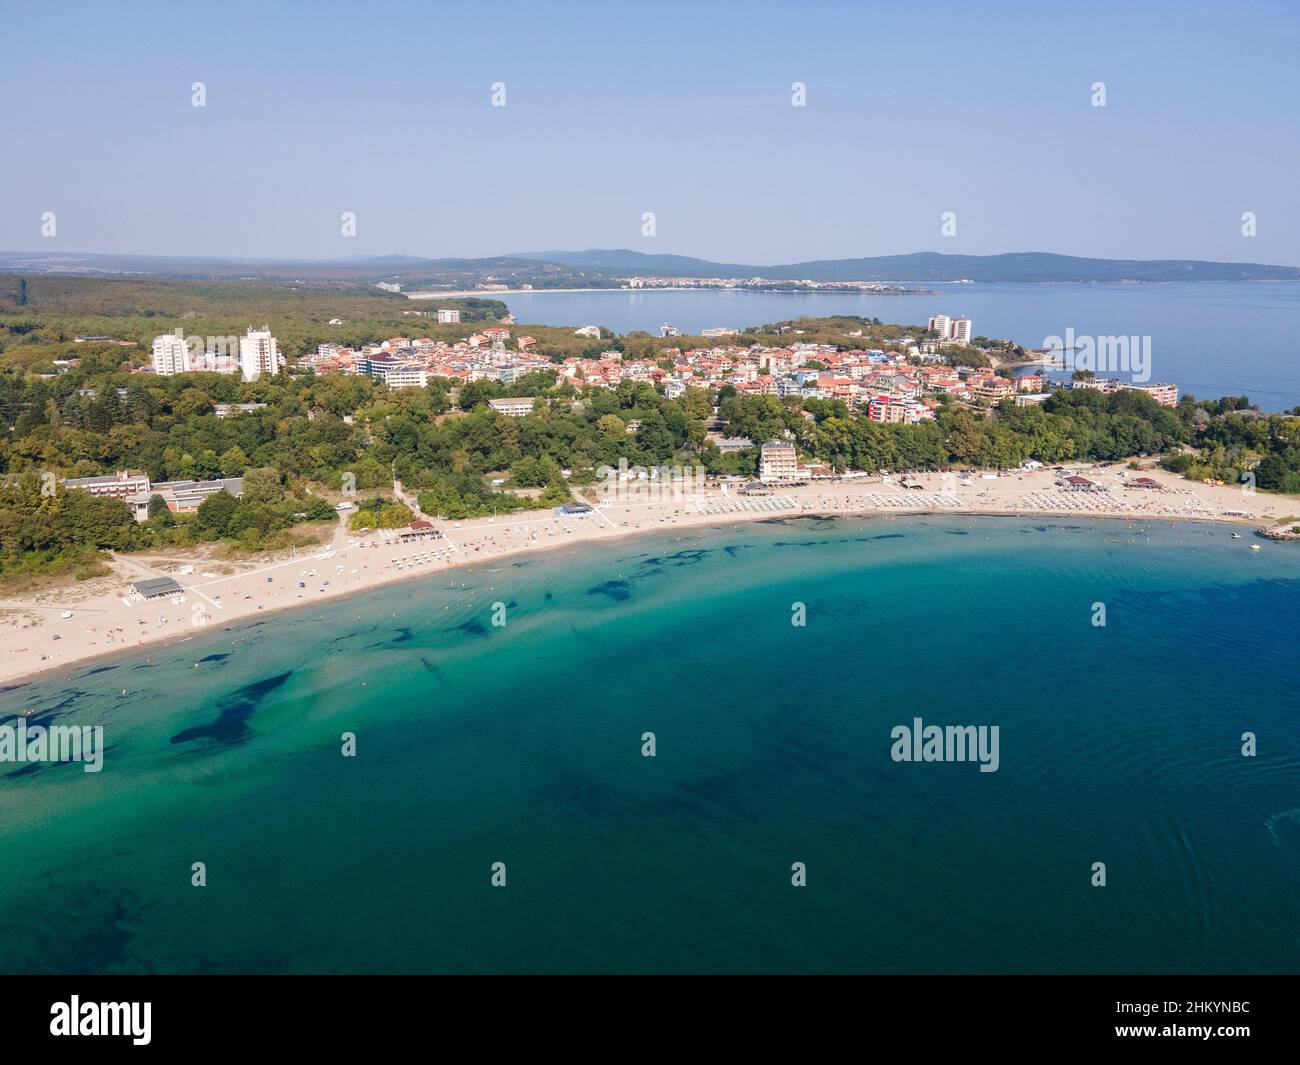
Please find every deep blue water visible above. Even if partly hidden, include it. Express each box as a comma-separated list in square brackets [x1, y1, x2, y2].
[1, 516, 1298, 973]
[500, 282, 1300, 409]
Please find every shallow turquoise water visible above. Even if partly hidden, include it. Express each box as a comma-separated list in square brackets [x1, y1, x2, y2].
[1, 515, 1298, 973]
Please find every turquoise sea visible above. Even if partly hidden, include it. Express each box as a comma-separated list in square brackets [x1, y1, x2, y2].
[1, 516, 1298, 974]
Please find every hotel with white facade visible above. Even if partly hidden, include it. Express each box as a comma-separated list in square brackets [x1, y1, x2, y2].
[151, 331, 192, 376]
[239, 327, 279, 382]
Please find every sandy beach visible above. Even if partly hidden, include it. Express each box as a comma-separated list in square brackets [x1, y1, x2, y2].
[2, 464, 1296, 692]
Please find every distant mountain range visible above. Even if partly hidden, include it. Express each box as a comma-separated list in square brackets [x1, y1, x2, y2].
[511, 249, 1300, 283]
[1, 248, 1297, 285]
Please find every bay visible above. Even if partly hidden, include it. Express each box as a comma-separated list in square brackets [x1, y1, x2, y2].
[1, 516, 1297, 974]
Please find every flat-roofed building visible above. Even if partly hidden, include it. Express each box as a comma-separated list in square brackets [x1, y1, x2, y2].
[151, 332, 192, 376]
[214, 403, 268, 418]
[239, 326, 279, 382]
[489, 397, 538, 417]
[130, 576, 183, 601]
[126, 477, 244, 521]
[63, 471, 151, 498]
[759, 440, 798, 482]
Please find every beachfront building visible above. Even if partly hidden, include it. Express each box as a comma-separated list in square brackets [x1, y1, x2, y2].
[239, 326, 279, 382]
[759, 440, 798, 482]
[125, 477, 245, 521]
[489, 397, 538, 417]
[396, 520, 443, 543]
[710, 435, 755, 453]
[63, 470, 151, 498]
[151, 332, 192, 376]
[129, 577, 183, 601]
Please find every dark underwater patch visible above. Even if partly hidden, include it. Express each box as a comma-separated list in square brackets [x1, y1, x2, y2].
[642, 549, 711, 567]
[870, 533, 905, 541]
[79, 665, 118, 677]
[587, 580, 632, 601]
[455, 620, 489, 637]
[197, 653, 233, 664]
[169, 670, 292, 747]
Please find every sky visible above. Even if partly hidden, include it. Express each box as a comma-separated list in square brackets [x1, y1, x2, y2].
[2, 0, 1298, 266]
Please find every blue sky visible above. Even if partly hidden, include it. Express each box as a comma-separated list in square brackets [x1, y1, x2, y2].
[2, 0, 1297, 264]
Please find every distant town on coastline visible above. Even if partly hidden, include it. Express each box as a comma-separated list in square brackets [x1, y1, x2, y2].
[3, 247, 1300, 290]
[2, 270, 1299, 580]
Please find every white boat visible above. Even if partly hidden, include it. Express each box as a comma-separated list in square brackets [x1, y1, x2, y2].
[1231, 532, 1242, 539]
[1250, 544, 1261, 551]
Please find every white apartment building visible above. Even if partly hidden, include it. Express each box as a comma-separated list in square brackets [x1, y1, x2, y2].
[488, 397, 538, 417]
[378, 367, 428, 389]
[759, 440, 798, 482]
[436, 308, 461, 324]
[239, 326, 279, 382]
[63, 470, 152, 498]
[928, 314, 973, 345]
[151, 332, 192, 376]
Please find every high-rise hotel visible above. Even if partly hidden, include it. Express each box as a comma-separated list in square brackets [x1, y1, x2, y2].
[239, 326, 279, 382]
[151, 331, 192, 376]
[928, 315, 973, 345]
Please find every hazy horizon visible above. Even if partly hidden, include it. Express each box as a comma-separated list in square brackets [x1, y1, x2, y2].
[4, 245, 1300, 269]
[3, 0, 1298, 265]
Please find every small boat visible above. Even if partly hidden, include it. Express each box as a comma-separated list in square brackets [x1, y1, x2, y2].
[1250, 544, 1261, 551]
[1231, 532, 1242, 539]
